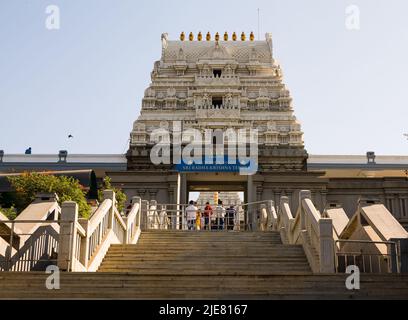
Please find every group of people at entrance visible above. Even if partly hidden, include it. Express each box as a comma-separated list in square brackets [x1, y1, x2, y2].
[185, 200, 237, 231]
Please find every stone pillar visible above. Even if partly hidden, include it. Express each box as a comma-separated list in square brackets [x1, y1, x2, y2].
[320, 190, 328, 214]
[247, 175, 256, 230]
[78, 218, 89, 268]
[401, 196, 408, 218]
[247, 175, 255, 204]
[299, 190, 311, 230]
[311, 190, 316, 206]
[132, 196, 142, 228]
[256, 185, 263, 202]
[58, 201, 78, 272]
[319, 218, 335, 273]
[391, 196, 399, 219]
[168, 188, 174, 204]
[140, 200, 149, 230]
[386, 194, 395, 216]
[176, 173, 181, 205]
[137, 189, 147, 200]
[179, 173, 187, 204]
[103, 190, 116, 229]
[270, 190, 275, 209]
[149, 189, 158, 202]
[274, 189, 281, 212]
[285, 189, 293, 212]
[392, 238, 408, 273]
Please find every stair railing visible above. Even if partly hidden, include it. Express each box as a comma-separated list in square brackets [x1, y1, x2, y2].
[334, 239, 400, 273]
[275, 190, 335, 273]
[144, 201, 277, 231]
[241, 200, 277, 231]
[0, 198, 61, 272]
[145, 203, 188, 230]
[58, 190, 141, 272]
[0, 219, 61, 271]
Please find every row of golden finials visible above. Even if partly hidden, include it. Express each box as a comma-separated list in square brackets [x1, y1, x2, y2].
[180, 32, 255, 41]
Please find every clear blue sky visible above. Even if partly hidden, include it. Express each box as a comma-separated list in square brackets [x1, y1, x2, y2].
[0, 0, 407, 155]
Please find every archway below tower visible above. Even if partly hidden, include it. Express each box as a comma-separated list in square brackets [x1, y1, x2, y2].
[184, 172, 248, 205]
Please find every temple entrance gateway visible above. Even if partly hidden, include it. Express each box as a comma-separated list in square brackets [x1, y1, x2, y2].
[176, 172, 251, 230]
[122, 32, 309, 210]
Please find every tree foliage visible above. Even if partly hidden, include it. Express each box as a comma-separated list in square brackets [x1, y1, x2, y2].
[7, 172, 91, 218]
[98, 176, 127, 213]
[0, 206, 17, 220]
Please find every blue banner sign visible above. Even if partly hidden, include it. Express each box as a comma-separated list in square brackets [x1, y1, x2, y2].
[175, 156, 253, 172]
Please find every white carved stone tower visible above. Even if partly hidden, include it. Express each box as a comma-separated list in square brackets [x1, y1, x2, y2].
[127, 32, 307, 172]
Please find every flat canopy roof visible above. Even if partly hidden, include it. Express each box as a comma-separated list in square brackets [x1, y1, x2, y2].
[0, 153, 407, 176]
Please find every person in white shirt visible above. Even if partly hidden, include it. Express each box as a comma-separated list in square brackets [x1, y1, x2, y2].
[185, 200, 198, 230]
[215, 200, 226, 230]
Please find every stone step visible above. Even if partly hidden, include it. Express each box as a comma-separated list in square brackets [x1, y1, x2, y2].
[96, 269, 313, 275]
[106, 250, 302, 255]
[108, 245, 303, 250]
[138, 236, 282, 241]
[1, 272, 407, 282]
[99, 262, 311, 269]
[136, 240, 284, 244]
[2, 271, 405, 277]
[139, 235, 282, 238]
[140, 231, 280, 234]
[101, 256, 310, 261]
[99, 231, 310, 277]
[2, 285, 407, 296]
[139, 233, 281, 236]
[1, 284, 406, 293]
[3, 282, 407, 291]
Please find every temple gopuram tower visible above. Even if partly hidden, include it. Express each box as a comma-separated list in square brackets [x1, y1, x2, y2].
[115, 32, 326, 208]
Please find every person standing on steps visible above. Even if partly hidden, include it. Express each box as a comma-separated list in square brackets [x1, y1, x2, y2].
[226, 205, 236, 230]
[203, 201, 213, 230]
[215, 200, 226, 230]
[185, 200, 198, 230]
[195, 202, 202, 231]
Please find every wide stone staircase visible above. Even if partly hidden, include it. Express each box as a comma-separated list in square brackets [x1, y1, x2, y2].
[98, 231, 311, 274]
[1, 230, 408, 299]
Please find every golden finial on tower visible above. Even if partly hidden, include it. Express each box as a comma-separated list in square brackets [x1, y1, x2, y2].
[215, 32, 220, 41]
[232, 32, 237, 41]
[189, 32, 194, 41]
[241, 32, 246, 41]
[180, 32, 185, 41]
[250, 31, 255, 41]
[197, 31, 202, 41]
[206, 32, 211, 41]
[224, 32, 228, 41]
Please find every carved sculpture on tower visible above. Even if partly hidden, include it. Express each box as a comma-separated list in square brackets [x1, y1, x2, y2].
[224, 92, 233, 108]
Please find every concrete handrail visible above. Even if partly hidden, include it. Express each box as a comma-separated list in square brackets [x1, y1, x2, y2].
[57, 191, 142, 272]
[0, 200, 61, 272]
[277, 197, 295, 243]
[275, 190, 335, 273]
[87, 199, 112, 236]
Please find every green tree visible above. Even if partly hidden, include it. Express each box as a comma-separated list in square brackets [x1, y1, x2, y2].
[0, 206, 17, 220]
[98, 176, 127, 213]
[8, 172, 91, 218]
